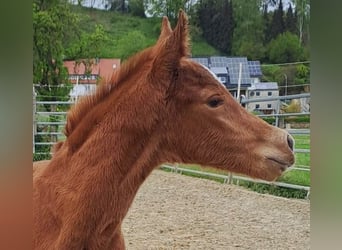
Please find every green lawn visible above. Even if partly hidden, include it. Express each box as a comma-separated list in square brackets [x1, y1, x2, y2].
[68, 6, 219, 60]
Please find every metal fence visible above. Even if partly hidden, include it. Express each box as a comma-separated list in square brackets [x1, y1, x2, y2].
[33, 92, 310, 198]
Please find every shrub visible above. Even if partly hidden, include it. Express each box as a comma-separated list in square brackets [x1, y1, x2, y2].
[295, 64, 310, 85]
[239, 181, 308, 199]
[284, 99, 301, 113]
[285, 115, 310, 123]
[33, 153, 51, 162]
[262, 117, 276, 125]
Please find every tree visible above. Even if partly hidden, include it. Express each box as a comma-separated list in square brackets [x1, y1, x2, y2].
[267, 31, 305, 63]
[285, 3, 297, 34]
[197, 0, 216, 44]
[33, 0, 80, 101]
[65, 24, 108, 59]
[216, 0, 234, 54]
[269, 0, 285, 41]
[33, 0, 81, 144]
[146, 0, 185, 20]
[197, 0, 235, 55]
[65, 24, 109, 78]
[235, 40, 266, 61]
[231, 0, 265, 59]
[262, 0, 279, 8]
[129, 0, 146, 17]
[262, 3, 272, 45]
[107, 0, 128, 12]
[292, 0, 310, 45]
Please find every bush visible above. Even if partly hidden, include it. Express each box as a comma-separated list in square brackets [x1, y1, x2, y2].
[33, 153, 51, 162]
[285, 115, 310, 123]
[284, 99, 301, 113]
[239, 181, 308, 199]
[262, 117, 276, 125]
[295, 64, 310, 85]
[260, 65, 282, 82]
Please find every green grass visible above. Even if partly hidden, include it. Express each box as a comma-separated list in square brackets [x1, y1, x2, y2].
[68, 6, 219, 60]
[278, 169, 310, 186]
[293, 134, 310, 147]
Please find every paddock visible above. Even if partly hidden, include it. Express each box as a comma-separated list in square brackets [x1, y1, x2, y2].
[123, 170, 310, 249]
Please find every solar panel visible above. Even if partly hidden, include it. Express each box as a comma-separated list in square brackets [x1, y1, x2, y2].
[210, 67, 228, 75]
[209, 56, 227, 67]
[248, 61, 262, 77]
[225, 57, 251, 85]
[191, 57, 209, 67]
[192, 56, 253, 87]
[209, 67, 228, 86]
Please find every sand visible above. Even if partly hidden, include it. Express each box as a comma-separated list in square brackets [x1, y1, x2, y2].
[122, 170, 310, 250]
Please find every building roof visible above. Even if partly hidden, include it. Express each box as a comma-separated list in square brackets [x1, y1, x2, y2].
[191, 57, 209, 67]
[249, 82, 279, 90]
[225, 57, 251, 85]
[64, 58, 120, 84]
[248, 61, 262, 77]
[210, 67, 228, 75]
[190, 56, 265, 88]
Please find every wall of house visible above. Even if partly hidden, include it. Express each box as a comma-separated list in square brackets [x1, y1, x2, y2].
[69, 84, 97, 101]
[246, 89, 279, 112]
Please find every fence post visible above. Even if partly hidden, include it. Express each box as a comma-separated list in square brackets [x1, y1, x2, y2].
[50, 103, 58, 143]
[33, 87, 36, 154]
[227, 172, 233, 184]
[275, 99, 280, 127]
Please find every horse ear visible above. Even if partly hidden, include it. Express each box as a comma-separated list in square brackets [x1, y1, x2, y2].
[157, 16, 172, 42]
[172, 10, 190, 58]
[150, 10, 190, 81]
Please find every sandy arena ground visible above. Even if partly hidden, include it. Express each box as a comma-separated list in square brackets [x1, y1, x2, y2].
[122, 170, 310, 250]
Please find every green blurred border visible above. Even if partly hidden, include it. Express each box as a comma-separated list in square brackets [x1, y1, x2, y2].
[1, 0, 342, 248]
[311, 0, 342, 249]
[0, 1, 32, 249]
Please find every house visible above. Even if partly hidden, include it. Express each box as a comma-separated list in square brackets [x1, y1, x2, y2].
[64, 58, 120, 100]
[191, 56, 259, 98]
[210, 67, 229, 84]
[246, 82, 279, 114]
[248, 61, 263, 84]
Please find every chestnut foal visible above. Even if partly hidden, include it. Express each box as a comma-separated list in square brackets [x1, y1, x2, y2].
[33, 11, 294, 249]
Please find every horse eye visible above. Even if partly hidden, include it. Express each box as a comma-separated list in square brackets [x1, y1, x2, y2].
[207, 98, 223, 108]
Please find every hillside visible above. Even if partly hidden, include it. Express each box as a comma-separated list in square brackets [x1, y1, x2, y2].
[69, 5, 219, 60]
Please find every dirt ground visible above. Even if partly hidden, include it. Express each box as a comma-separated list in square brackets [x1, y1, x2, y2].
[122, 170, 310, 250]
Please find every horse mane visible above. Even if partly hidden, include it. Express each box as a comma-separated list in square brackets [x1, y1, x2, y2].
[64, 47, 155, 150]
[62, 13, 187, 152]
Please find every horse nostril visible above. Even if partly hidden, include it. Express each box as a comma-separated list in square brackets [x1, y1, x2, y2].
[287, 134, 294, 151]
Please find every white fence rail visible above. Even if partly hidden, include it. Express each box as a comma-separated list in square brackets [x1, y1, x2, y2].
[33, 93, 310, 197]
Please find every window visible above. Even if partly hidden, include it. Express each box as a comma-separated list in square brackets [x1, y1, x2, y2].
[267, 104, 272, 108]
[256, 91, 260, 96]
[249, 91, 255, 97]
[219, 77, 227, 83]
[268, 92, 272, 96]
[256, 104, 260, 109]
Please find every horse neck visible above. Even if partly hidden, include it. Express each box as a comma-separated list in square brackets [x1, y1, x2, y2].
[52, 81, 166, 225]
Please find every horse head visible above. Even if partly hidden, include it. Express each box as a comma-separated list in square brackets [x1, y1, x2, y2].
[147, 11, 295, 181]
